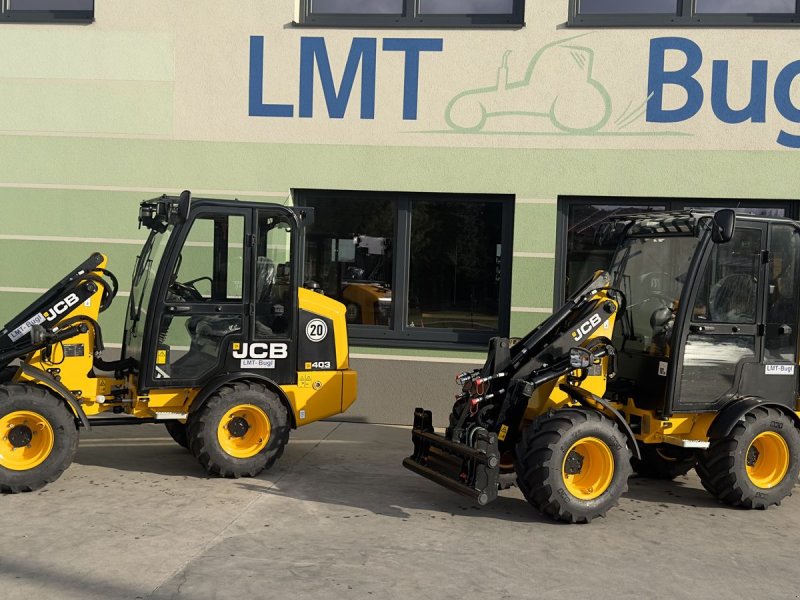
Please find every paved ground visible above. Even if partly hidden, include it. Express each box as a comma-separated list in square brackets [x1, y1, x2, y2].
[1, 422, 799, 600]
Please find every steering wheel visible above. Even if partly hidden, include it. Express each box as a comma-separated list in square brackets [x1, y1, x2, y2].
[169, 276, 211, 303]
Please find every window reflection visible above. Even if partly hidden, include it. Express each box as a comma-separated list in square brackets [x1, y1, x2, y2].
[408, 199, 502, 330]
[695, 0, 794, 13]
[303, 195, 394, 327]
[419, 0, 513, 14]
[578, 0, 678, 14]
[310, 0, 402, 13]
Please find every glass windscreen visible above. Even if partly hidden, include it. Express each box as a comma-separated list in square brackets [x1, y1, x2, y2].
[610, 233, 701, 355]
[124, 226, 173, 359]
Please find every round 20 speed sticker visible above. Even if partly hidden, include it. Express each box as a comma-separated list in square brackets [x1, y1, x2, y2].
[306, 318, 328, 342]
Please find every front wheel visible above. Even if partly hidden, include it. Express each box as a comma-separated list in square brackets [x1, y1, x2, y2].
[0, 384, 79, 493]
[696, 406, 800, 509]
[514, 408, 632, 523]
[187, 382, 290, 478]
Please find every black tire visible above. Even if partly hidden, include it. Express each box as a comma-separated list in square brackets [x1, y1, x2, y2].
[0, 384, 79, 493]
[514, 408, 632, 523]
[696, 406, 800, 509]
[164, 420, 189, 450]
[187, 381, 290, 478]
[632, 444, 696, 480]
[0, 367, 17, 384]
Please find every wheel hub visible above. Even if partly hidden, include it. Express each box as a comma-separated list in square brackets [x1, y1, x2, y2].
[227, 416, 250, 438]
[8, 425, 32, 448]
[746, 445, 759, 468]
[564, 450, 585, 475]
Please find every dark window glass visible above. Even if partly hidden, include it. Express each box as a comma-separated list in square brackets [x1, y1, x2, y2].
[766, 225, 800, 361]
[419, 0, 514, 14]
[680, 334, 756, 403]
[168, 214, 244, 303]
[255, 212, 295, 338]
[303, 196, 394, 327]
[302, 0, 523, 25]
[695, 0, 795, 12]
[7, 0, 92, 8]
[692, 228, 762, 324]
[565, 203, 664, 298]
[309, 0, 403, 13]
[299, 191, 512, 346]
[408, 200, 502, 331]
[578, 0, 678, 14]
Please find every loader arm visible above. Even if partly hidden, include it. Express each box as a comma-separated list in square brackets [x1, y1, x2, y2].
[403, 270, 624, 505]
[0, 252, 118, 373]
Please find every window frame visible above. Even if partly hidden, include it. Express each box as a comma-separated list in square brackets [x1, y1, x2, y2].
[297, 0, 525, 28]
[555, 196, 798, 308]
[1, 0, 94, 23]
[295, 189, 515, 349]
[568, 0, 800, 27]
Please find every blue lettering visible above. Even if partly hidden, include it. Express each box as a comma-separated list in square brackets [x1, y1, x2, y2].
[383, 38, 444, 120]
[711, 60, 768, 124]
[646, 37, 704, 123]
[775, 61, 800, 149]
[248, 36, 294, 118]
[299, 37, 377, 119]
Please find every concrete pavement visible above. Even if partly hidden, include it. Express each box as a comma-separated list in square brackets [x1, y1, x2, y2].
[0, 421, 798, 600]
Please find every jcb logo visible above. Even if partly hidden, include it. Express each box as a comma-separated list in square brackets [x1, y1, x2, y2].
[571, 314, 602, 343]
[43, 293, 80, 323]
[232, 342, 288, 360]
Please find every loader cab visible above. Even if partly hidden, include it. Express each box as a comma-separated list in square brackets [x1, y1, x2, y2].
[123, 194, 304, 392]
[609, 210, 800, 417]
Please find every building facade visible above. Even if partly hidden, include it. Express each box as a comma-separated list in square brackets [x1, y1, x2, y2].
[0, 0, 798, 424]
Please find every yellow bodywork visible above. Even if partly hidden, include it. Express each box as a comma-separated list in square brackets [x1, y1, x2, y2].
[15, 255, 357, 429]
[515, 288, 793, 448]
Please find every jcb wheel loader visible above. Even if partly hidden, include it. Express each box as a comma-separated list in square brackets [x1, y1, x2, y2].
[405, 209, 800, 522]
[0, 192, 357, 492]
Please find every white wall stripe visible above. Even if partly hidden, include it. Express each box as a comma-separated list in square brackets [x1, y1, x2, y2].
[350, 353, 485, 365]
[0, 287, 129, 297]
[0, 234, 146, 245]
[0, 182, 289, 199]
[516, 198, 557, 205]
[511, 306, 552, 313]
[513, 252, 556, 259]
[96, 345, 485, 365]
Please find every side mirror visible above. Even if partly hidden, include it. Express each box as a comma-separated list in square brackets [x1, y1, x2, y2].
[711, 209, 736, 244]
[176, 190, 192, 223]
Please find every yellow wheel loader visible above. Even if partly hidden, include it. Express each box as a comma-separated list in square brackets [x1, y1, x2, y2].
[0, 192, 357, 492]
[405, 209, 800, 522]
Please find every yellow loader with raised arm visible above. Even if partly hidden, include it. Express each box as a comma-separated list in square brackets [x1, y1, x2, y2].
[405, 210, 800, 522]
[0, 192, 357, 492]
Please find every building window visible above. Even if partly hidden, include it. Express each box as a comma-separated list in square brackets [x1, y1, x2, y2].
[556, 197, 796, 305]
[569, 0, 800, 25]
[1, 0, 93, 22]
[299, 0, 524, 27]
[298, 190, 514, 347]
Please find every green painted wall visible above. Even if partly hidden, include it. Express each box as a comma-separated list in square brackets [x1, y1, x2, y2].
[0, 135, 796, 350]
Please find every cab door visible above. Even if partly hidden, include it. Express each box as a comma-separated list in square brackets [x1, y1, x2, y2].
[672, 223, 767, 412]
[142, 206, 250, 389]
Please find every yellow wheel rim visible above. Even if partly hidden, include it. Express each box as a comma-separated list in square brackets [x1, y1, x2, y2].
[746, 431, 789, 489]
[0, 411, 54, 471]
[562, 437, 615, 500]
[217, 405, 271, 459]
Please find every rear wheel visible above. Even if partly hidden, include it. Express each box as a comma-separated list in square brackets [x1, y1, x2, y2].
[632, 444, 696, 480]
[514, 408, 632, 523]
[187, 382, 290, 478]
[164, 421, 189, 450]
[696, 406, 800, 509]
[0, 384, 78, 493]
